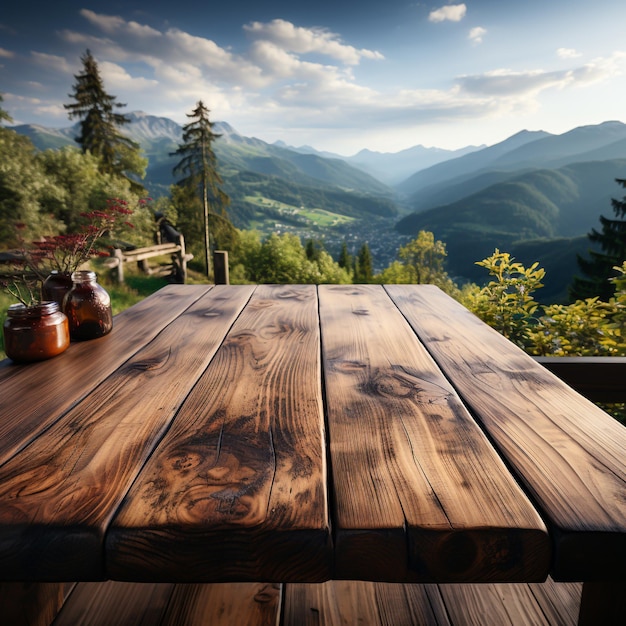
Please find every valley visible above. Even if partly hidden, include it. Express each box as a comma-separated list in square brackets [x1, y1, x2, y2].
[11, 114, 626, 301]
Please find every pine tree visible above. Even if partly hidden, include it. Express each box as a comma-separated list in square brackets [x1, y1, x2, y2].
[65, 50, 145, 192]
[354, 243, 373, 283]
[570, 177, 626, 301]
[338, 241, 352, 271]
[171, 101, 230, 277]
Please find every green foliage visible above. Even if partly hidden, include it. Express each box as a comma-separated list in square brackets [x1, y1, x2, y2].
[0, 127, 64, 245]
[463, 250, 545, 348]
[0, 128, 151, 250]
[241, 233, 351, 284]
[37, 147, 140, 233]
[527, 297, 618, 356]
[465, 251, 626, 357]
[376, 231, 459, 296]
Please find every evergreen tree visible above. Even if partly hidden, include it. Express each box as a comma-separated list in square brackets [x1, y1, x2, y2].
[171, 101, 230, 277]
[354, 243, 373, 283]
[338, 241, 352, 272]
[305, 239, 324, 262]
[65, 50, 145, 192]
[570, 177, 626, 301]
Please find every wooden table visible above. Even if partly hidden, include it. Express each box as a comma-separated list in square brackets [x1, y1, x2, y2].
[0, 284, 624, 625]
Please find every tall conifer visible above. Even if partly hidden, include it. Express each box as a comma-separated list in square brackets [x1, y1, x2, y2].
[570, 177, 626, 301]
[171, 101, 230, 277]
[65, 50, 145, 192]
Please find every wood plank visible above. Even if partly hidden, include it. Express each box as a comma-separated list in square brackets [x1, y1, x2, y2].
[386, 284, 626, 581]
[318, 285, 549, 583]
[0, 285, 212, 466]
[529, 578, 581, 626]
[0, 286, 254, 580]
[53, 581, 281, 626]
[106, 284, 331, 583]
[0, 582, 64, 626]
[52, 582, 176, 625]
[160, 583, 281, 626]
[283, 580, 578, 626]
[282, 581, 451, 626]
[438, 583, 554, 625]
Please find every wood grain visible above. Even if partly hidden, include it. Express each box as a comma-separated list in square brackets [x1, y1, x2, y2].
[283, 579, 578, 626]
[0, 284, 212, 466]
[53, 581, 281, 626]
[0, 582, 65, 626]
[318, 285, 549, 583]
[0, 286, 253, 580]
[106, 285, 331, 583]
[386, 284, 626, 582]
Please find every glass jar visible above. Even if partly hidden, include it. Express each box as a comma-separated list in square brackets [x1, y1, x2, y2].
[64, 270, 113, 341]
[3, 302, 70, 363]
[42, 271, 73, 307]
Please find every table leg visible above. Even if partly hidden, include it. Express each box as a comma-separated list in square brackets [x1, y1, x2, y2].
[0, 582, 65, 626]
[578, 581, 626, 626]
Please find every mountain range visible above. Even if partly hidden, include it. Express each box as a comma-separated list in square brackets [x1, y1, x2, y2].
[11, 114, 626, 301]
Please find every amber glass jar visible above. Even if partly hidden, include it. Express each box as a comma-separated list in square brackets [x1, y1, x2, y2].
[64, 270, 113, 341]
[42, 271, 73, 307]
[3, 302, 70, 363]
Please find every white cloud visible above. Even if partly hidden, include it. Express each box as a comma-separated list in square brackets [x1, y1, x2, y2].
[0, 48, 14, 58]
[80, 9, 161, 39]
[469, 27, 487, 44]
[429, 4, 467, 23]
[456, 53, 625, 100]
[99, 61, 159, 92]
[30, 52, 73, 74]
[557, 48, 582, 59]
[244, 19, 383, 65]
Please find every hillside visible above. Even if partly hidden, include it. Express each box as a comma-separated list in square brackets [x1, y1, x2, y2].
[399, 121, 626, 213]
[396, 158, 626, 288]
[396, 129, 552, 195]
[12, 112, 397, 232]
[279, 142, 484, 186]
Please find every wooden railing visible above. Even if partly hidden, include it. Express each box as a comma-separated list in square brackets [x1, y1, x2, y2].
[534, 356, 626, 403]
[105, 218, 193, 284]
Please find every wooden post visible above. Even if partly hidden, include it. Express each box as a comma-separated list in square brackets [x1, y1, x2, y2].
[173, 234, 188, 284]
[578, 582, 626, 625]
[113, 248, 125, 284]
[214, 250, 229, 285]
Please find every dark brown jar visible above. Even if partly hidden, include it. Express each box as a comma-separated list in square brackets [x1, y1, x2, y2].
[64, 270, 113, 341]
[3, 302, 70, 363]
[42, 271, 73, 307]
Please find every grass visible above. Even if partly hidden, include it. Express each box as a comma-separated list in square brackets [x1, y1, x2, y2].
[244, 195, 354, 234]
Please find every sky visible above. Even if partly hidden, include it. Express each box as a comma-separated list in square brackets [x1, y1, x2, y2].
[1, 1, 625, 155]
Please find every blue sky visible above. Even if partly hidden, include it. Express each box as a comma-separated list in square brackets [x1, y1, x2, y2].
[1, 1, 624, 154]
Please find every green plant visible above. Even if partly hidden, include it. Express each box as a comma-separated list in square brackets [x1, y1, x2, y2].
[464, 249, 545, 348]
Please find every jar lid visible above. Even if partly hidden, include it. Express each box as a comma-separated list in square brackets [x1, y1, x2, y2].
[71, 270, 97, 282]
[7, 301, 60, 317]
